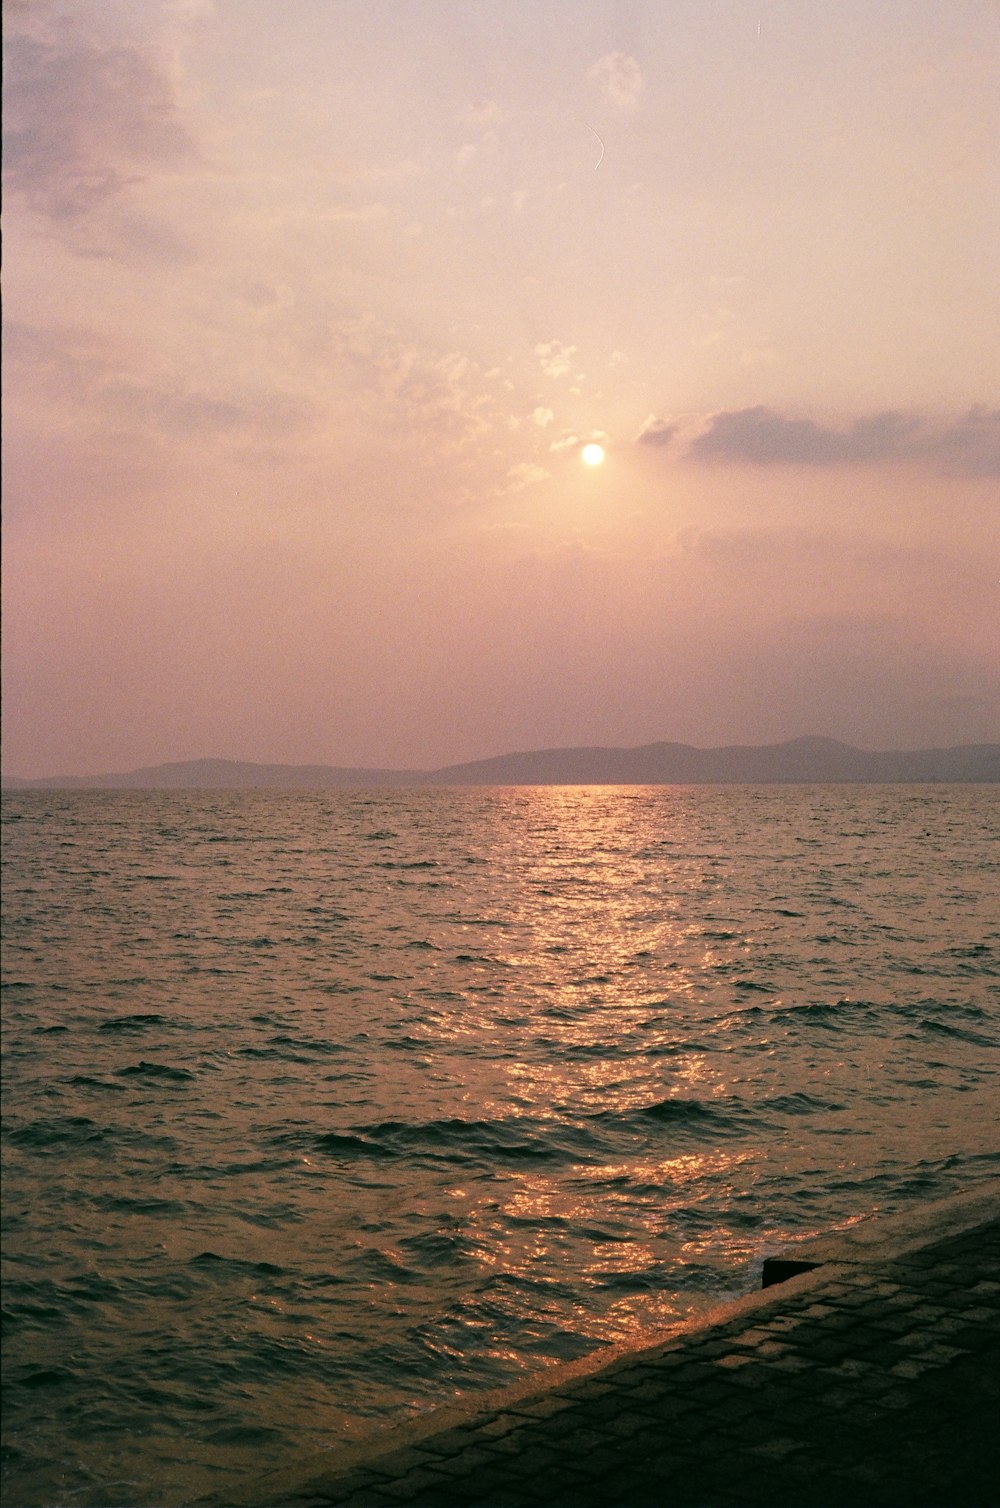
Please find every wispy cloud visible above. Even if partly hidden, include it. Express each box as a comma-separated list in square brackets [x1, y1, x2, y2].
[3, 33, 197, 224]
[6, 318, 319, 451]
[587, 52, 643, 112]
[504, 462, 550, 493]
[636, 415, 679, 447]
[535, 341, 580, 381]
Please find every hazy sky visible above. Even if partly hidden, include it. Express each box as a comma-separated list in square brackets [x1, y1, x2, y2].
[4, 0, 999, 776]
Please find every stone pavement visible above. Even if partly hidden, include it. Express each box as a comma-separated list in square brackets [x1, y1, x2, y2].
[245, 1189, 1000, 1508]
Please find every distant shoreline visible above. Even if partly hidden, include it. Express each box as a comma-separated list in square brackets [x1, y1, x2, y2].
[5, 736, 998, 789]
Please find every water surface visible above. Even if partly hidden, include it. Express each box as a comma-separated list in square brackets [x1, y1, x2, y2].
[3, 785, 998, 1505]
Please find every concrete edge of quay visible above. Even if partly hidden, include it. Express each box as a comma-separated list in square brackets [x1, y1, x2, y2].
[208, 1180, 1000, 1508]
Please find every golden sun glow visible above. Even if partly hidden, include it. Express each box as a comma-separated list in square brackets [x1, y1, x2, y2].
[581, 442, 605, 467]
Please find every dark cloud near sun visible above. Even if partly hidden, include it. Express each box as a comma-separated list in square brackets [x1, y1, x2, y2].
[637, 405, 1000, 476]
[3, 33, 197, 223]
[689, 406, 921, 466]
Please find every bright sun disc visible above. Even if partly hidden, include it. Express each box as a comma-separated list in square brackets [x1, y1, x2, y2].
[581, 442, 605, 466]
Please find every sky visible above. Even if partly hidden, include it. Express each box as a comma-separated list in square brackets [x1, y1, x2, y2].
[3, 0, 999, 777]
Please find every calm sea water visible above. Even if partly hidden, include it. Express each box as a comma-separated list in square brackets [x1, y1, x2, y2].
[2, 786, 998, 1506]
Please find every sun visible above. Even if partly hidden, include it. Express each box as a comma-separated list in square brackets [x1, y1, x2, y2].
[581, 442, 606, 467]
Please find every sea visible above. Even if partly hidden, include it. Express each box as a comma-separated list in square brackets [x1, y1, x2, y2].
[2, 785, 998, 1506]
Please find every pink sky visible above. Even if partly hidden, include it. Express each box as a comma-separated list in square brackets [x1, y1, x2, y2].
[3, 0, 999, 777]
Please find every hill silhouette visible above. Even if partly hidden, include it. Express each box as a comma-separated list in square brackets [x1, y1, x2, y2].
[5, 737, 998, 788]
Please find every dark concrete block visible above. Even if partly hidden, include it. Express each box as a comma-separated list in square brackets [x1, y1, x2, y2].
[761, 1256, 824, 1287]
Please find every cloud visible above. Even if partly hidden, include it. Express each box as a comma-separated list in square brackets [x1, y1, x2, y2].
[504, 462, 550, 492]
[330, 326, 509, 459]
[2, 32, 196, 224]
[166, 0, 215, 20]
[532, 407, 555, 428]
[632, 405, 1000, 475]
[933, 407, 1000, 477]
[636, 415, 679, 447]
[6, 318, 319, 450]
[687, 406, 923, 466]
[548, 432, 582, 455]
[465, 99, 503, 125]
[587, 52, 643, 112]
[534, 341, 580, 380]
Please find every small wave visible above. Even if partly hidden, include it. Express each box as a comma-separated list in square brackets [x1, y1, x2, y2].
[630, 1097, 744, 1132]
[398, 1229, 473, 1263]
[206, 1423, 284, 1445]
[115, 1061, 196, 1082]
[587, 1096, 756, 1144]
[265, 1033, 345, 1057]
[190, 1251, 286, 1277]
[381, 1033, 431, 1053]
[7, 1115, 103, 1147]
[6, 1366, 77, 1392]
[295, 1116, 601, 1167]
[918, 1019, 999, 1047]
[98, 1013, 168, 1032]
[368, 1116, 569, 1163]
[90, 1193, 188, 1215]
[6, 1116, 175, 1151]
[357, 1249, 420, 1284]
[310, 1130, 379, 1156]
[769, 999, 877, 1028]
[762, 1092, 846, 1116]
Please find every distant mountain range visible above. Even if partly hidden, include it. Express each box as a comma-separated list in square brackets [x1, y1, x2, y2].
[4, 737, 999, 789]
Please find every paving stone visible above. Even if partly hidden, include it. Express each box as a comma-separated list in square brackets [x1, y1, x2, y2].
[508, 1393, 576, 1419]
[764, 1353, 814, 1376]
[560, 1379, 615, 1402]
[476, 1412, 527, 1441]
[428, 1444, 507, 1477]
[417, 1429, 484, 1460]
[747, 1434, 807, 1461]
[957, 1304, 999, 1323]
[730, 1326, 776, 1346]
[889, 1355, 946, 1379]
[374, 1469, 447, 1501]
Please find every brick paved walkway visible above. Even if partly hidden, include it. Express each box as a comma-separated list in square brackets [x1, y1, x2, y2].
[248, 1195, 1000, 1508]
